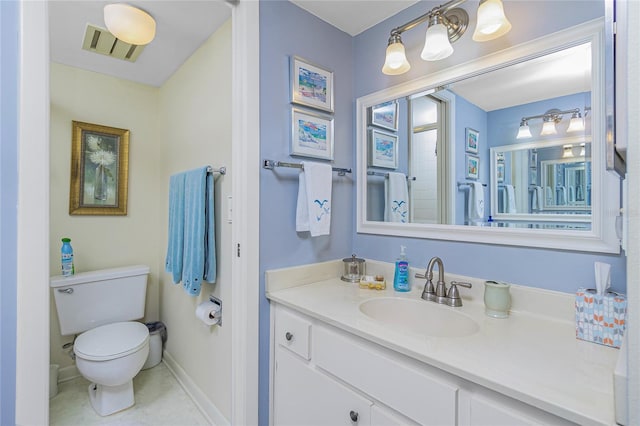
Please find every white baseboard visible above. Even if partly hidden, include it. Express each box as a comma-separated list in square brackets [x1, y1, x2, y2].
[162, 350, 230, 426]
[57, 364, 80, 383]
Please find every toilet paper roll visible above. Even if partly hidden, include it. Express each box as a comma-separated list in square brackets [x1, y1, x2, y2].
[195, 301, 221, 326]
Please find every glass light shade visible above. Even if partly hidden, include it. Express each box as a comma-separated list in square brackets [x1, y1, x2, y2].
[566, 115, 585, 133]
[382, 41, 411, 75]
[540, 119, 557, 136]
[516, 124, 532, 139]
[562, 145, 574, 158]
[104, 4, 156, 45]
[579, 143, 586, 156]
[473, 0, 512, 42]
[421, 23, 454, 61]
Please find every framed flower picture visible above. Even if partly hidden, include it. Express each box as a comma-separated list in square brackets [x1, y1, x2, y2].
[290, 56, 334, 113]
[69, 121, 130, 215]
[291, 108, 334, 160]
[368, 129, 398, 169]
[465, 127, 479, 154]
[465, 155, 480, 180]
[368, 100, 398, 131]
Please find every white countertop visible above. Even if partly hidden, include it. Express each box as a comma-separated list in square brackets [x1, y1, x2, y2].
[266, 260, 619, 426]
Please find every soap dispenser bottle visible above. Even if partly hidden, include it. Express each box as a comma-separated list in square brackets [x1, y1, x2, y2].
[393, 245, 410, 292]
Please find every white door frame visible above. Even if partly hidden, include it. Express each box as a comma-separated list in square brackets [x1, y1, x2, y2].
[16, 1, 260, 424]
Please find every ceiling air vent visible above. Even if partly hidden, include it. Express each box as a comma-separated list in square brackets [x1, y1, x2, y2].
[82, 24, 145, 62]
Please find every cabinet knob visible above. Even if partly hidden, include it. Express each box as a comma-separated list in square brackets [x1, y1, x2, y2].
[349, 410, 358, 422]
[285, 332, 293, 341]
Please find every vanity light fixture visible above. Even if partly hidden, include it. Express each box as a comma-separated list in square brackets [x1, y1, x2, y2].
[104, 3, 156, 46]
[516, 108, 585, 139]
[540, 116, 558, 136]
[579, 143, 586, 157]
[562, 144, 575, 158]
[516, 119, 532, 139]
[382, 0, 511, 75]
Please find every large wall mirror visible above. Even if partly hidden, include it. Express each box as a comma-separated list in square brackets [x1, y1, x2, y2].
[356, 19, 620, 253]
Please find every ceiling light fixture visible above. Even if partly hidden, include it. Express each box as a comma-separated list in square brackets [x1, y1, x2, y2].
[382, 0, 510, 75]
[516, 108, 585, 139]
[104, 3, 156, 46]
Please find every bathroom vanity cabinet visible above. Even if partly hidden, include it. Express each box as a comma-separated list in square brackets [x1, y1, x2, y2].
[271, 303, 574, 426]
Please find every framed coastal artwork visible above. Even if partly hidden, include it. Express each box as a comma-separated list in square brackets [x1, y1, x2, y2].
[368, 129, 398, 169]
[497, 163, 505, 183]
[69, 121, 130, 215]
[465, 127, 479, 154]
[465, 154, 480, 180]
[368, 100, 398, 131]
[290, 56, 334, 113]
[290, 108, 334, 160]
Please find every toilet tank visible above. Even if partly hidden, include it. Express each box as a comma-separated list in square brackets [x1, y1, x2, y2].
[51, 265, 150, 335]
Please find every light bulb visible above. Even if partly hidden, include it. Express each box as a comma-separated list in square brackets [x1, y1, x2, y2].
[382, 36, 411, 75]
[421, 20, 454, 61]
[541, 117, 557, 136]
[516, 120, 531, 139]
[473, 0, 512, 42]
[566, 112, 584, 133]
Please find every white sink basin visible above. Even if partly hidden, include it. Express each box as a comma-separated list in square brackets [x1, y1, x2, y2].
[359, 297, 479, 338]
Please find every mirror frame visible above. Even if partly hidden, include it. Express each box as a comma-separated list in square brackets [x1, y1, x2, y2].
[356, 19, 620, 253]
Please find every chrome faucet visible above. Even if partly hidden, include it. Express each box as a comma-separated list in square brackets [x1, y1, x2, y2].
[415, 256, 472, 307]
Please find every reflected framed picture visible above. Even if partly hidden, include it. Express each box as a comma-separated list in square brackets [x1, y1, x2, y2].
[368, 129, 398, 169]
[465, 127, 479, 154]
[291, 108, 334, 160]
[369, 100, 398, 131]
[69, 121, 129, 215]
[290, 56, 334, 113]
[465, 155, 480, 180]
[497, 163, 505, 183]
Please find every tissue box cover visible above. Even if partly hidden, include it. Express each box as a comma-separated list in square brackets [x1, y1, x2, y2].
[576, 288, 627, 348]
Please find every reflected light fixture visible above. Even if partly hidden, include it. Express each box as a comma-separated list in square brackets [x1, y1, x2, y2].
[381, 33, 411, 75]
[579, 143, 586, 156]
[516, 108, 585, 139]
[382, 0, 511, 76]
[473, 0, 512, 41]
[516, 119, 532, 139]
[104, 3, 156, 46]
[566, 111, 585, 133]
[562, 145, 574, 158]
[540, 116, 558, 136]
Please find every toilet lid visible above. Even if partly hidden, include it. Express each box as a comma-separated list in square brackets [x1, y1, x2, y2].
[74, 321, 149, 361]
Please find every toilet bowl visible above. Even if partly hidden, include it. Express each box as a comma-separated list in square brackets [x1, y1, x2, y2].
[74, 321, 150, 416]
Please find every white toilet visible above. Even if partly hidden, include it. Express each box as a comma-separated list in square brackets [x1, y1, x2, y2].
[51, 265, 151, 416]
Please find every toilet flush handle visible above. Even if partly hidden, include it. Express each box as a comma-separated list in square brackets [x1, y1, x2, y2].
[57, 288, 73, 294]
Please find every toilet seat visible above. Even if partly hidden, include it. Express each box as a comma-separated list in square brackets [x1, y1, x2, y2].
[75, 321, 149, 361]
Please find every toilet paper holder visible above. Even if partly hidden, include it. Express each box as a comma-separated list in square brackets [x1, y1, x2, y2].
[209, 295, 222, 326]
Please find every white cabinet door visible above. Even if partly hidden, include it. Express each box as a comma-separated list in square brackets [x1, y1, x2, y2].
[468, 394, 574, 426]
[371, 405, 419, 426]
[273, 346, 372, 426]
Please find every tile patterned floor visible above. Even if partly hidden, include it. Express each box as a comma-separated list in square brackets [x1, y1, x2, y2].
[49, 362, 210, 425]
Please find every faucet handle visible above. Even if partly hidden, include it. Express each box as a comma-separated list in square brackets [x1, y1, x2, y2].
[446, 281, 472, 307]
[414, 273, 427, 279]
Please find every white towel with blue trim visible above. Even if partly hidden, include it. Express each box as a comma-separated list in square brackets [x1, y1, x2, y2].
[384, 172, 409, 223]
[467, 182, 484, 225]
[296, 161, 332, 236]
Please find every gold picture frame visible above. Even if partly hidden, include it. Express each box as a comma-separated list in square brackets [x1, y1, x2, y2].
[69, 121, 130, 215]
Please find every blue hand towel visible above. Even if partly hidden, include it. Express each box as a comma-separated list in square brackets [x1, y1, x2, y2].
[165, 173, 185, 284]
[181, 167, 217, 296]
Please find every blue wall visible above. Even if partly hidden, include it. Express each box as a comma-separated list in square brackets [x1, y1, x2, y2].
[0, 1, 19, 424]
[259, 1, 354, 423]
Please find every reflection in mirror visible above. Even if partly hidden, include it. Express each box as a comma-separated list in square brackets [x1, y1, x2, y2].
[356, 19, 620, 253]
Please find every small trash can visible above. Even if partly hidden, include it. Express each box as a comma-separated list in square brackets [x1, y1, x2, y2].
[143, 321, 167, 370]
[49, 364, 59, 398]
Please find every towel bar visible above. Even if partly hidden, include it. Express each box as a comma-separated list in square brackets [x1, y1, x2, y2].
[367, 170, 416, 181]
[457, 181, 486, 188]
[263, 159, 351, 176]
[206, 166, 226, 175]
